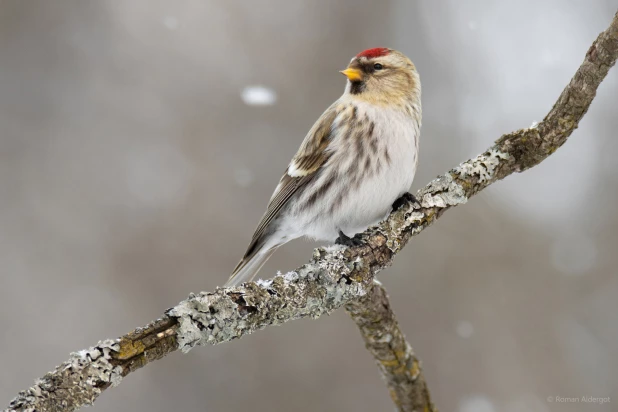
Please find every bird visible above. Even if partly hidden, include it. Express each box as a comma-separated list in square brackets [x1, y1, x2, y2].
[226, 47, 421, 287]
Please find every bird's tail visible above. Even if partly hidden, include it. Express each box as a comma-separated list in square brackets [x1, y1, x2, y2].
[225, 245, 279, 287]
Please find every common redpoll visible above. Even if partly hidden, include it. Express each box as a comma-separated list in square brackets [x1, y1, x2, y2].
[226, 47, 421, 286]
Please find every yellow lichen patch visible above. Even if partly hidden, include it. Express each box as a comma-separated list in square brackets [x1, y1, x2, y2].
[393, 349, 406, 361]
[457, 179, 472, 190]
[388, 388, 400, 405]
[348, 270, 368, 283]
[410, 359, 420, 379]
[381, 358, 401, 368]
[116, 339, 146, 360]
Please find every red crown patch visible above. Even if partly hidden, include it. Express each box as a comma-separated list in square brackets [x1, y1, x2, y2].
[356, 48, 390, 59]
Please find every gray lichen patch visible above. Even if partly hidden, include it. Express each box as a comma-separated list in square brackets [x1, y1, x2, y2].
[74, 339, 124, 387]
[8, 339, 123, 412]
[419, 173, 468, 208]
[454, 149, 510, 183]
[379, 206, 424, 253]
[168, 245, 372, 353]
[377, 173, 469, 253]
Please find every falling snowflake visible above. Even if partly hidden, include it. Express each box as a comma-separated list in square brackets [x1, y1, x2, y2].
[241, 86, 277, 106]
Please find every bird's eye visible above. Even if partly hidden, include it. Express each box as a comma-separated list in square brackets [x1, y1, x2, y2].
[373, 63, 384, 70]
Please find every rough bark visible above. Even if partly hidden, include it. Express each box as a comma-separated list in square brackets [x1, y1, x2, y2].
[346, 281, 436, 412]
[6, 10, 618, 412]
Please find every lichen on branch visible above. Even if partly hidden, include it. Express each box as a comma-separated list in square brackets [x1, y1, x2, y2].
[346, 281, 436, 412]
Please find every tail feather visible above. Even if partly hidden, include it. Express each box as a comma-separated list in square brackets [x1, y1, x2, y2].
[225, 246, 278, 287]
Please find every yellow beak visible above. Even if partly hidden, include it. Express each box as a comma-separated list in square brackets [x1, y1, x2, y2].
[340, 68, 363, 82]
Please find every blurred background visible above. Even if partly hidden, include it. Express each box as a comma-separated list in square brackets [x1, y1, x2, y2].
[1, 1, 617, 411]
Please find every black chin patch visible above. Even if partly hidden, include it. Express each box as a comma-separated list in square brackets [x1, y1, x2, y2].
[350, 81, 366, 95]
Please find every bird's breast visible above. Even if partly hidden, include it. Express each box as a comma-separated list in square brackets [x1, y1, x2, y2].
[287, 102, 421, 241]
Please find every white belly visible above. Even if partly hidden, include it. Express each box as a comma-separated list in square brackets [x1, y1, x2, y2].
[282, 103, 420, 242]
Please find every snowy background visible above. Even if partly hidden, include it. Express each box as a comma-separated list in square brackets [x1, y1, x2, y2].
[1, 1, 617, 411]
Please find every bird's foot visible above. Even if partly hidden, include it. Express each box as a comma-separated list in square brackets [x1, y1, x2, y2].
[335, 230, 364, 247]
[392, 192, 420, 212]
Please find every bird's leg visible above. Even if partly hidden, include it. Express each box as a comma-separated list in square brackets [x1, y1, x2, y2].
[336, 230, 364, 247]
[392, 192, 420, 212]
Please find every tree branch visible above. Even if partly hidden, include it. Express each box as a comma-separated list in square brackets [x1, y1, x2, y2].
[345, 281, 436, 412]
[6, 10, 618, 412]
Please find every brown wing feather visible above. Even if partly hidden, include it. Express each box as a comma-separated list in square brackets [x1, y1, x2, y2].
[290, 106, 338, 175]
[248, 173, 308, 251]
[241, 103, 340, 259]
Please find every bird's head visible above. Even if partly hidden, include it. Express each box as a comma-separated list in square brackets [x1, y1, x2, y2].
[340, 48, 420, 108]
